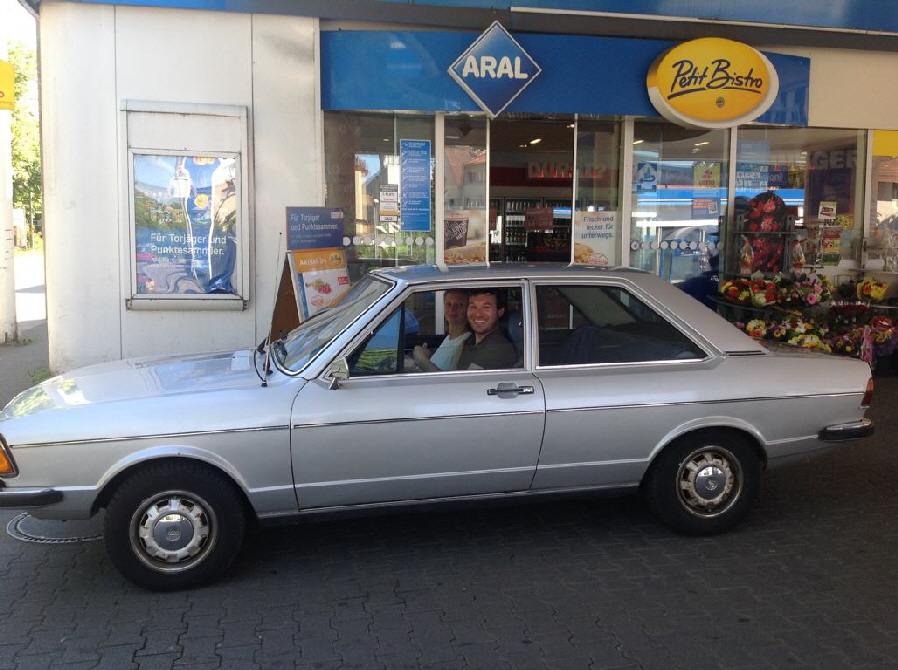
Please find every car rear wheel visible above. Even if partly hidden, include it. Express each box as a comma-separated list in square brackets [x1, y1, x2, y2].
[643, 431, 761, 536]
[104, 461, 246, 591]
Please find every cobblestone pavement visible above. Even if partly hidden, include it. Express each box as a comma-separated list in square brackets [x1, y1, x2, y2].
[1, 377, 897, 669]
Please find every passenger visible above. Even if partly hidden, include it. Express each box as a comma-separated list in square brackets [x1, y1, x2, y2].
[412, 289, 471, 372]
[456, 289, 518, 370]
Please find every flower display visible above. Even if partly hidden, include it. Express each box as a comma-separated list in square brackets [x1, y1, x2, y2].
[774, 273, 833, 309]
[856, 279, 888, 302]
[750, 279, 777, 307]
[720, 279, 752, 305]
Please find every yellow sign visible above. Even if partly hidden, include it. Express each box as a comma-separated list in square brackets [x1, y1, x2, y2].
[0, 60, 14, 111]
[647, 38, 778, 129]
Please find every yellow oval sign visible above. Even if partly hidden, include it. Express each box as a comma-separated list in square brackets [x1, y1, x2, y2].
[0, 60, 15, 111]
[647, 38, 778, 129]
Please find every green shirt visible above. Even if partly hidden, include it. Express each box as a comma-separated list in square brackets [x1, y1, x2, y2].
[457, 328, 518, 370]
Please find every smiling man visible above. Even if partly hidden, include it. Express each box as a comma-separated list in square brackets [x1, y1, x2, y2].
[456, 289, 519, 370]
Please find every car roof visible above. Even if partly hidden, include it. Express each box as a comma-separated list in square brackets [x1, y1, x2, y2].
[372, 263, 647, 283]
[371, 263, 765, 355]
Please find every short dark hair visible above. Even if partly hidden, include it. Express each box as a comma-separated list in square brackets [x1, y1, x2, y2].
[467, 288, 506, 310]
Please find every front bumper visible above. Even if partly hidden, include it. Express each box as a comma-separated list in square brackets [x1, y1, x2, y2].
[819, 418, 874, 442]
[0, 487, 63, 508]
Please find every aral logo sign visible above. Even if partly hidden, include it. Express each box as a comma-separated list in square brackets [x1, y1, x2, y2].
[449, 22, 541, 118]
[647, 38, 778, 129]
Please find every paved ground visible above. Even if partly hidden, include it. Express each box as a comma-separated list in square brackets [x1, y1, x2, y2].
[1, 254, 897, 669]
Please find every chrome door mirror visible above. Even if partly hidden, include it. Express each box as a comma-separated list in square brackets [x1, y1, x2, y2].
[326, 357, 349, 390]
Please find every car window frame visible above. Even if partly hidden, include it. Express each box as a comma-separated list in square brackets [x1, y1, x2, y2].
[331, 279, 531, 380]
[529, 278, 713, 370]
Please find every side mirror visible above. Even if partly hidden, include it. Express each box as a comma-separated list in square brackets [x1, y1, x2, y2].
[326, 357, 349, 390]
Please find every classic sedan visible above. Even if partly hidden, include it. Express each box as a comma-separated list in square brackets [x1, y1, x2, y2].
[0, 265, 874, 590]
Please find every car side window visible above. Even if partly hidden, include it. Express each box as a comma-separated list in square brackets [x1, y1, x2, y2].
[536, 284, 705, 366]
[347, 286, 526, 376]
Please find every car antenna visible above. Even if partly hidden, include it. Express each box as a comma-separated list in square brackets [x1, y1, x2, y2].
[261, 232, 284, 387]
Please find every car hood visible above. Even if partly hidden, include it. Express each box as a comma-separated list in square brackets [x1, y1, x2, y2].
[1, 348, 266, 421]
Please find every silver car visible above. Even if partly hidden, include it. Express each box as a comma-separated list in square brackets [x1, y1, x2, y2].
[0, 265, 874, 590]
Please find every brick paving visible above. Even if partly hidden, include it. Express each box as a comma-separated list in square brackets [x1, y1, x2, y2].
[1, 327, 898, 668]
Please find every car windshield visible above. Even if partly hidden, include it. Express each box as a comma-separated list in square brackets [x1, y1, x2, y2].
[278, 275, 394, 372]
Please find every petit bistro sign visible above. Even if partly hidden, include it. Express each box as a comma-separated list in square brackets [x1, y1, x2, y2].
[0, 60, 14, 111]
[647, 38, 779, 129]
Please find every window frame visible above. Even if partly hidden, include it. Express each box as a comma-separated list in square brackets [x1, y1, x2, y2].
[120, 100, 251, 310]
[530, 279, 711, 369]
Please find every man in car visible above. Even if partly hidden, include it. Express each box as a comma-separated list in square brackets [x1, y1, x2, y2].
[456, 288, 519, 370]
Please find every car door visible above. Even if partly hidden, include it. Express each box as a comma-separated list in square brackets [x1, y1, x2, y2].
[529, 280, 714, 490]
[289, 283, 546, 509]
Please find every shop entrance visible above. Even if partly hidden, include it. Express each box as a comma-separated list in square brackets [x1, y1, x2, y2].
[488, 117, 575, 262]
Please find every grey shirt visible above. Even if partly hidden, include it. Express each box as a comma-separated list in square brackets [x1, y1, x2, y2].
[456, 328, 518, 370]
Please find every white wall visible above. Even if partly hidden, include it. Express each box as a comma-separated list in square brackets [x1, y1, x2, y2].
[767, 46, 898, 131]
[40, 3, 321, 371]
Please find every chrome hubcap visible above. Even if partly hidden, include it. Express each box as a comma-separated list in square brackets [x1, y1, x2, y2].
[677, 449, 740, 517]
[131, 493, 215, 572]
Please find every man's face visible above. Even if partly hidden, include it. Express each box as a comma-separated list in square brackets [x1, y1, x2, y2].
[467, 292, 504, 337]
[443, 291, 469, 329]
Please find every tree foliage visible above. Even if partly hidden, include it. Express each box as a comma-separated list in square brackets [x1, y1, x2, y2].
[8, 41, 41, 227]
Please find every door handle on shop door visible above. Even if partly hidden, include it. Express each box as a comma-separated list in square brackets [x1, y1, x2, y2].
[487, 383, 535, 397]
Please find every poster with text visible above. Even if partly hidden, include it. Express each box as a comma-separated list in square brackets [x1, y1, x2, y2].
[290, 248, 351, 319]
[572, 211, 618, 266]
[400, 139, 432, 231]
[286, 207, 344, 250]
[133, 154, 238, 295]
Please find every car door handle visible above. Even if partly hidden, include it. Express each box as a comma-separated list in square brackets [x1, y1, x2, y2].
[487, 383, 535, 397]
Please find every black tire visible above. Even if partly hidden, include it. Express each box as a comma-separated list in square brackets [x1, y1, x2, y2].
[104, 461, 246, 591]
[643, 430, 761, 536]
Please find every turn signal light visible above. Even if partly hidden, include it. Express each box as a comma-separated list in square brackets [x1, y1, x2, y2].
[861, 378, 874, 408]
[0, 443, 16, 477]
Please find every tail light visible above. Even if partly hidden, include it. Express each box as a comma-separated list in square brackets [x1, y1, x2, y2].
[0, 437, 17, 477]
[861, 378, 874, 408]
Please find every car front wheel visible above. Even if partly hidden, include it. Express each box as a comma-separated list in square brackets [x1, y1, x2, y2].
[643, 431, 761, 536]
[104, 461, 246, 591]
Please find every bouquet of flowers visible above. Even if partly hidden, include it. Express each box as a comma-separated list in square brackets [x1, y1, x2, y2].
[750, 279, 777, 307]
[856, 279, 888, 302]
[720, 279, 752, 305]
[828, 302, 871, 328]
[775, 273, 833, 309]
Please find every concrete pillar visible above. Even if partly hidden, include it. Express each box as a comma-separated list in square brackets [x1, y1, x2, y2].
[0, 21, 17, 342]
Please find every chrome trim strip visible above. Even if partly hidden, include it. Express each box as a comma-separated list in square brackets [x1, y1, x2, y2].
[293, 410, 541, 430]
[535, 457, 647, 470]
[535, 355, 711, 371]
[11, 424, 291, 449]
[295, 465, 536, 489]
[547, 392, 862, 414]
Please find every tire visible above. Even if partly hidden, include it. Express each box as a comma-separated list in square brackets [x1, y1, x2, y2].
[103, 461, 246, 591]
[643, 431, 761, 536]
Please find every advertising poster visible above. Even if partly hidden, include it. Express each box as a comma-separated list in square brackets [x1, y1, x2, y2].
[691, 198, 719, 219]
[635, 162, 658, 192]
[133, 154, 238, 295]
[821, 226, 843, 266]
[443, 209, 488, 265]
[290, 248, 351, 319]
[286, 207, 344, 250]
[572, 211, 617, 266]
[693, 163, 720, 188]
[400, 139, 432, 231]
[379, 184, 399, 227]
[524, 207, 554, 232]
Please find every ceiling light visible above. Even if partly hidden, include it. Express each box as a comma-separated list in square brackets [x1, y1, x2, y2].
[633, 139, 644, 145]
[694, 141, 710, 146]
[529, 138, 542, 145]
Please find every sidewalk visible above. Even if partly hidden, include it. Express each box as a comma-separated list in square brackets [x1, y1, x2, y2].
[0, 249, 50, 408]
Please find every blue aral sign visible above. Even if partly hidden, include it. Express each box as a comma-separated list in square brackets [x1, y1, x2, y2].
[448, 21, 541, 118]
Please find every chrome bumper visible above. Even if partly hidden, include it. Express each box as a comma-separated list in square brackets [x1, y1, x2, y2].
[819, 418, 874, 442]
[0, 487, 63, 508]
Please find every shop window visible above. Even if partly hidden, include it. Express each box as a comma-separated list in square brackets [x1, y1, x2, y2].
[123, 101, 250, 309]
[535, 284, 705, 366]
[867, 131, 898, 273]
[729, 126, 865, 278]
[629, 121, 728, 285]
[572, 118, 623, 266]
[324, 112, 436, 280]
[444, 115, 488, 265]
